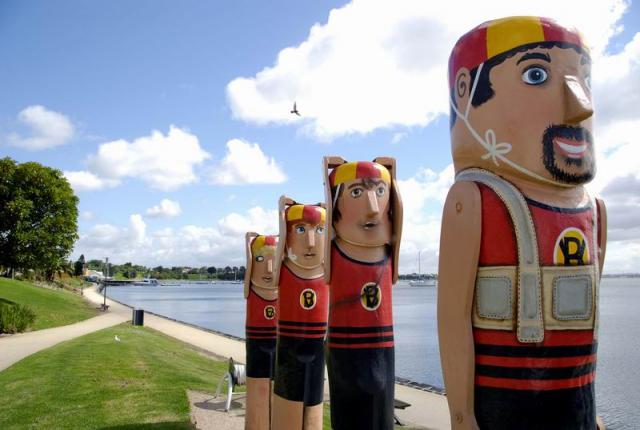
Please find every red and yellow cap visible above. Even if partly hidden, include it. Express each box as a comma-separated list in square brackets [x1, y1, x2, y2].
[250, 235, 278, 255]
[329, 161, 391, 188]
[285, 205, 326, 225]
[448, 16, 588, 88]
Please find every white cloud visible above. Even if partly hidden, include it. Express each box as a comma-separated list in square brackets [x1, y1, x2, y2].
[209, 139, 287, 185]
[7, 105, 75, 150]
[76, 214, 147, 258]
[64, 170, 120, 192]
[391, 132, 407, 144]
[397, 165, 454, 273]
[85, 125, 210, 191]
[73, 206, 278, 267]
[80, 211, 95, 221]
[146, 199, 182, 218]
[227, 0, 628, 139]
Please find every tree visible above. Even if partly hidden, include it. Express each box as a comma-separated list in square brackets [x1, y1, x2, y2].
[0, 158, 79, 280]
[74, 254, 86, 277]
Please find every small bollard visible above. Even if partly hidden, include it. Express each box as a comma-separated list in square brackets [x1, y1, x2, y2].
[132, 308, 144, 326]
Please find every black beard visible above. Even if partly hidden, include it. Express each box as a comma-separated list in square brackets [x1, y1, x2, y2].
[542, 125, 595, 185]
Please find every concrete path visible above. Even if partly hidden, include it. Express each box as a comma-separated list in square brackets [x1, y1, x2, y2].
[0, 296, 129, 372]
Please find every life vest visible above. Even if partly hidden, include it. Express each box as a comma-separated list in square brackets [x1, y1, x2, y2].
[457, 168, 600, 429]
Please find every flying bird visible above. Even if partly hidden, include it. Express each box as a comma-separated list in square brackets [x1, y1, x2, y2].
[114, 335, 121, 342]
[290, 102, 301, 116]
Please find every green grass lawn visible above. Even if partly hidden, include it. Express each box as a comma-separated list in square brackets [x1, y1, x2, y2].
[0, 277, 97, 331]
[0, 324, 230, 429]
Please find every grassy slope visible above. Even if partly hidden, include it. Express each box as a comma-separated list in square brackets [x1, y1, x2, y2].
[0, 324, 229, 429]
[0, 277, 97, 331]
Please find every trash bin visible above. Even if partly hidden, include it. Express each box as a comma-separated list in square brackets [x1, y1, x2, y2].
[132, 309, 144, 326]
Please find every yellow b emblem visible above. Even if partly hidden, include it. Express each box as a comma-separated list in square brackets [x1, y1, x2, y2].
[554, 227, 590, 266]
[264, 305, 276, 320]
[300, 288, 317, 310]
[361, 282, 382, 311]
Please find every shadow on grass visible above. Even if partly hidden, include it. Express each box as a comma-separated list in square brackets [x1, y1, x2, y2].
[0, 298, 16, 306]
[194, 398, 244, 411]
[98, 423, 194, 430]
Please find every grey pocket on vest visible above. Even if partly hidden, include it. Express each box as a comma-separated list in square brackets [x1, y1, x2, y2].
[553, 275, 592, 320]
[476, 277, 512, 319]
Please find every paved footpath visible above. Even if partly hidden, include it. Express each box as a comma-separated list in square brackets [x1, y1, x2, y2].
[2, 286, 451, 429]
[0, 294, 129, 372]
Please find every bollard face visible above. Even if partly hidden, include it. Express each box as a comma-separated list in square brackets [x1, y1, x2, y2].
[439, 16, 607, 430]
[322, 157, 403, 430]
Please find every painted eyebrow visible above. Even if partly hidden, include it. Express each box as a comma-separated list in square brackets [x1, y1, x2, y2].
[347, 180, 384, 189]
[516, 52, 551, 65]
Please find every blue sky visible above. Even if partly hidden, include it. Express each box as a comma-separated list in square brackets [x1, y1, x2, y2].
[2, 1, 639, 272]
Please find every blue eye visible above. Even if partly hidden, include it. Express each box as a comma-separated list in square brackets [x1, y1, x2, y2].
[522, 66, 548, 85]
[295, 225, 305, 234]
[316, 226, 324, 234]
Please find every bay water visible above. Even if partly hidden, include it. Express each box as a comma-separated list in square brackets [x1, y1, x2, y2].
[109, 277, 639, 429]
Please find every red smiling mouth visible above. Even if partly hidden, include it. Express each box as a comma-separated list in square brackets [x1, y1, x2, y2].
[554, 138, 588, 159]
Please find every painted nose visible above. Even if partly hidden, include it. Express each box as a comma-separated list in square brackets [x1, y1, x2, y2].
[564, 75, 593, 123]
[306, 230, 315, 248]
[266, 259, 273, 274]
[366, 190, 380, 216]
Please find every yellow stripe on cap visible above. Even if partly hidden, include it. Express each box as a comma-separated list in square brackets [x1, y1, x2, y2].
[487, 16, 545, 59]
[286, 205, 326, 224]
[251, 235, 277, 255]
[331, 161, 391, 187]
[286, 205, 304, 221]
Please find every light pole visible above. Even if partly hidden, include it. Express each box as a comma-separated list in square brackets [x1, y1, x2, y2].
[103, 257, 109, 310]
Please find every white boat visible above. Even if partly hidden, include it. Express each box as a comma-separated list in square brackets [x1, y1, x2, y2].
[133, 278, 159, 286]
[409, 279, 437, 287]
[410, 249, 437, 287]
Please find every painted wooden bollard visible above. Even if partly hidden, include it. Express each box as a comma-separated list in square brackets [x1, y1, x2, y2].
[322, 157, 403, 430]
[438, 16, 607, 430]
[244, 233, 278, 430]
[271, 197, 328, 430]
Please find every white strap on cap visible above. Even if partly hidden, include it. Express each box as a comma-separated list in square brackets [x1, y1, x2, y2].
[457, 168, 545, 343]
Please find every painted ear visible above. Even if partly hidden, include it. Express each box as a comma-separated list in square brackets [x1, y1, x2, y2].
[454, 67, 471, 109]
[322, 156, 345, 284]
[244, 232, 259, 298]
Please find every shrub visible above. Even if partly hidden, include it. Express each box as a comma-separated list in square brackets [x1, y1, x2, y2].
[0, 302, 36, 333]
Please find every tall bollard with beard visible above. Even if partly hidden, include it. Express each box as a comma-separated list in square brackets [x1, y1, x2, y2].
[438, 16, 608, 430]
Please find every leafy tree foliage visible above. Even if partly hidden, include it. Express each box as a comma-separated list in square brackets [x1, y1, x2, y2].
[0, 158, 79, 280]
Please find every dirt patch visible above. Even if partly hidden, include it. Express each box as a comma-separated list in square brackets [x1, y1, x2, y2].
[188, 390, 245, 430]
